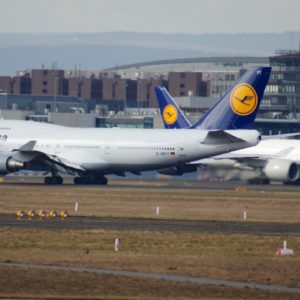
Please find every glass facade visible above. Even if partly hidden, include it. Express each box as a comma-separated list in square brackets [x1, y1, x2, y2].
[261, 51, 300, 120]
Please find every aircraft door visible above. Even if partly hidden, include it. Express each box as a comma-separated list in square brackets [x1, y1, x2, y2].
[104, 145, 111, 155]
[0, 134, 7, 152]
[55, 141, 61, 154]
[177, 145, 186, 157]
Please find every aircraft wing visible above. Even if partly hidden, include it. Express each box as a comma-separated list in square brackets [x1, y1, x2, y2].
[215, 146, 294, 160]
[262, 132, 300, 140]
[10, 141, 86, 174]
[44, 154, 86, 172]
[189, 146, 295, 167]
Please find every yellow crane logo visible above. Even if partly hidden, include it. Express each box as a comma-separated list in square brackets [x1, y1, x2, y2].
[163, 104, 178, 125]
[230, 83, 258, 116]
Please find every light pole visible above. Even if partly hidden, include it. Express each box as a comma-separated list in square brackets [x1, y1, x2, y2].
[135, 72, 141, 113]
[54, 74, 58, 112]
[137, 78, 140, 113]
[123, 81, 128, 114]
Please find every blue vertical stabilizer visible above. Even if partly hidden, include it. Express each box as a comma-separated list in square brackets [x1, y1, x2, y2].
[156, 67, 271, 130]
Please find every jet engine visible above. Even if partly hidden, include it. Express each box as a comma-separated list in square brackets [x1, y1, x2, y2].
[263, 159, 300, 182]
[0, 154, 24, 174]
[158, 165, 197, 176]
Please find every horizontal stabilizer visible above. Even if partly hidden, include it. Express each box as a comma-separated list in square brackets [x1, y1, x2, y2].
[202, 131, 245, 145]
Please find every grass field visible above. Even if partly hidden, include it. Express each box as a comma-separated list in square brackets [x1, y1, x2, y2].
[0, 184, 300, 223]
[1, 182, 300, 299]
[1, 228, 300, 286]
[3, 266, 299, 300]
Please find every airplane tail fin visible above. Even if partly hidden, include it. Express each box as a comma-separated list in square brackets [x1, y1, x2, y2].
[192, 67, 271, 129]
[155, 87, 192, 129]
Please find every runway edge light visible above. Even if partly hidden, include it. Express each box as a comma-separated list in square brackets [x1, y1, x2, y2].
[275, 241, 294, 256]
[16, 210, 25, 219]
[28, 210, 36, 219]
[49, 211, 57, 219]
[38, 210, 47, 219]
[114, 238, 120, 252]
[156, 206, 160, 216]
[60, 210, 69, 219]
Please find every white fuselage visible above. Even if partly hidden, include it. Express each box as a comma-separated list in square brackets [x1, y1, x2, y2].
[0, 120, 260, 175]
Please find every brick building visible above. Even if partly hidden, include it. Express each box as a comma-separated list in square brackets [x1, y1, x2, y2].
[139, 78, 167, 108]
[168, 72, 208, 97]
[0, 68, 209, 110]
[31, 69, 66, 96]
[102, 76, 124, 101]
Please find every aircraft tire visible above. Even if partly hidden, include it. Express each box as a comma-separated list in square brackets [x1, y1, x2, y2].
[100, 177, 108, 185]
[94, 177, 108, 185]
[73, 177, 91, 185]
[45, 176, 63, 185]
[74, 176, 108, 185]
[44, 176, 51, 184]
[284, 179, 300, 185]
[55, 176, 63, 185]
[74, 177, 83, 185]
[247, 178, 270, 185]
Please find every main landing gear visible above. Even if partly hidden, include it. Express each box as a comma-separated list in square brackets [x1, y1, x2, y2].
[44, 175, 63, 185]
[247, 178, 270, 185]
[73, 176, 108, 185]
[43, 172, 108, 186]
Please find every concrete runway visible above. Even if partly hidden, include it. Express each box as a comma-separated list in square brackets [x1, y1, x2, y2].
[2, 214, 300, 235]
[3, 176, 300, 193]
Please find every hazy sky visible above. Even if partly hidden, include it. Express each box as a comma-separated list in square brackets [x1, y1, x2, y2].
[1, 0, 299, 34]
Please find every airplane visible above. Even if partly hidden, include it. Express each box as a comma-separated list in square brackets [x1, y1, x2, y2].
[0, 95, 261, 185]
[155, 66, 300, 184]
[204, 139, 300, 184]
